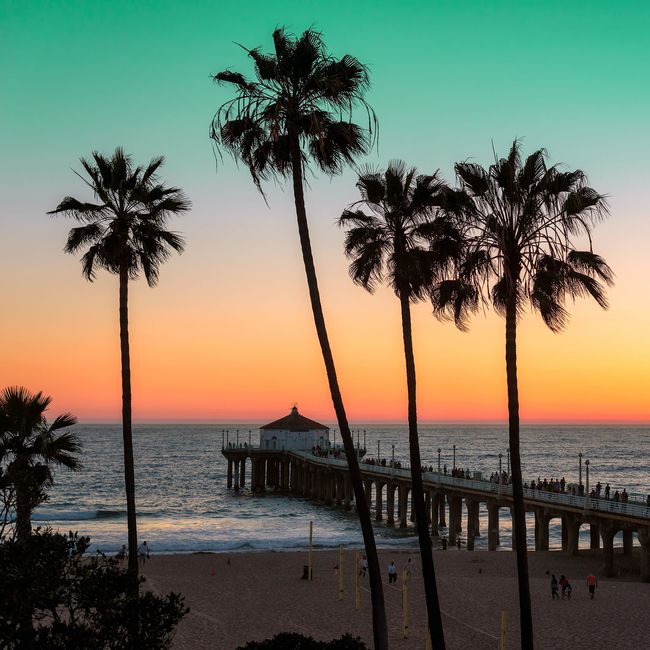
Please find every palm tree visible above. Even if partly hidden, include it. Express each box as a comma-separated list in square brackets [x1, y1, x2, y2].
[339, 161, 463, 648]
[0, 386, 81, 543]
[433, 140, 613, 649]
[209, 28, 388, 648]
[49, 148, 190, 579]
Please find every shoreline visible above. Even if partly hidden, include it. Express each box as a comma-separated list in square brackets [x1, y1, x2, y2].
[142, 548, 646, 649]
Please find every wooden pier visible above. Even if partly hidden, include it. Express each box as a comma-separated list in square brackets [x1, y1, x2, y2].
[222, 447, 650, 581]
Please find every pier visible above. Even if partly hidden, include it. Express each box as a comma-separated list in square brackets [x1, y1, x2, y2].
[222, 446, 650, 581]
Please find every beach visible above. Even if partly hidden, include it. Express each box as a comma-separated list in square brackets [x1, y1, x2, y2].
[143, 548, 646, 649]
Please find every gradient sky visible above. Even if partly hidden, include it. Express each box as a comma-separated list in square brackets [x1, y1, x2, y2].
[1, 1, 649, 423]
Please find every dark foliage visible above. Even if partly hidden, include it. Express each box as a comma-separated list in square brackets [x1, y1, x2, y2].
[0, 529, 188, 649]
[210, 27, 377, 192]
[0, 466, 16, 541]
[0, 387, 80, 543]
[237, 633, 368, 650]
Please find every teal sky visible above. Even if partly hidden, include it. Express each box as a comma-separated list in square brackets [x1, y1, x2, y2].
[1, 1, 649, 421]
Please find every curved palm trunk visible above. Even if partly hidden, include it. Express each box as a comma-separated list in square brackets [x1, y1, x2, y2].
[505, 295, 534, 649]
[399, 289, 446, 649]
[288, 131, 388, 650]
[119, 264, 139, 583]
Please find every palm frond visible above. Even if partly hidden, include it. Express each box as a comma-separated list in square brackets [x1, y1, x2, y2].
[210, 27, 376, 192]
[431, 279, 480, 331]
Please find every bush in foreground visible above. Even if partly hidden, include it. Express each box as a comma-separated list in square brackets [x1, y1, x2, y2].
[237, 632, 369, 650]
[0, 529, 188, 649]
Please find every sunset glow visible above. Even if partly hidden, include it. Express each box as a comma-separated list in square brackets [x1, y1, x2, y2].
[2, 1, 648, 423]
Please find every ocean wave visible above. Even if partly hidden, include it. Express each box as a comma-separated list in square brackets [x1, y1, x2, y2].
[33, 509, 134, 522]
[33, 510, 122, 522]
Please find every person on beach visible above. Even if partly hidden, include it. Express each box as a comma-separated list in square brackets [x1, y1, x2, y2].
[138, 541, 149, 566]
[405, 557, 414, 578]
[559, 575, 572, 599]
[388, 561, 397, 584]
[117, 544, 127, 562]
[359, 555, 368, 577]
[551, 574, 559, 600]
[586, 573, 598, 599]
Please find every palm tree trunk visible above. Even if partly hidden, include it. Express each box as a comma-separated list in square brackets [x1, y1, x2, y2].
[288, 130, 388, 650]
[399, 288, 446, 649]
[506, 294, 534, 649]
[119, 263, 139, 583]
[14, 481, 31, 544]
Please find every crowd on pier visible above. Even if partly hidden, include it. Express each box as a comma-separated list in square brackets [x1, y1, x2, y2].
[309, 446, 650, 507]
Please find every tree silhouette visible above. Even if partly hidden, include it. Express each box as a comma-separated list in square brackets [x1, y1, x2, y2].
[49, 148, 189, 580]
[434, 140, 613, 649]
[0, 386, 80, 543]
[209, 28, 388, 648]
[340, 161, 464, 648]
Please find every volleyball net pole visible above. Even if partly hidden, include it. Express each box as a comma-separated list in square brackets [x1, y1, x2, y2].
[308, 521, 313, 581]
[500, 609, 508, 650]
[402, 568, 409, 639]
[338, 544, 344, 601]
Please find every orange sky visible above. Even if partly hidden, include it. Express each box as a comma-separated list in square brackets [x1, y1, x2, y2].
[2, 2, 649, 423]
[2, 188, 648, 424]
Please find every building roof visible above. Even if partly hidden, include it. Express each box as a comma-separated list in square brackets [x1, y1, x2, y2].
[260, 406, 329, 432]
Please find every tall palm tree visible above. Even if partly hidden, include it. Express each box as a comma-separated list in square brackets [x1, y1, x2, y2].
[433, 140, 613, 649]
[0, 386, 80, 543]
[339, 161, 463, 648]
[209, 28, 388, 648]
[49, 148, 190, 579]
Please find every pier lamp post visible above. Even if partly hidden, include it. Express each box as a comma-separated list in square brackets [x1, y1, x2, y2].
[453, 444, 456, 471]
[226, 430, 229, 447]
[392, 444, 395, 464]
[356, 430, 360, 450]
[499, 452, 503, 480]
[578, 452, 583, 489]
[363, 430, 367, 452]
[585, 459, 590, 495]
[333, 429, 336, 450]
[507, 448, 510, 476]
[437, 448, 441, 474]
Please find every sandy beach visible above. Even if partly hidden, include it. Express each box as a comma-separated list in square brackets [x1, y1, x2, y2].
[143, 548, 647, 649]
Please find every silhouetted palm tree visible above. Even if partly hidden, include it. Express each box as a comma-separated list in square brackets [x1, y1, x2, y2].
[433, 141, 613, 649]
[340, 161, 463, 648]
[0, 386, 80, 543]
[210, 28, 388, 648]
[49, 149, 190, 579]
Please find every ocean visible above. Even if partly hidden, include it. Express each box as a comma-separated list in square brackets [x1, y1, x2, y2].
[33, 424, 650, 555]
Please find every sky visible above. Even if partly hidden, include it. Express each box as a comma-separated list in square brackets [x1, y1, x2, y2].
[1, 0, 649, 423]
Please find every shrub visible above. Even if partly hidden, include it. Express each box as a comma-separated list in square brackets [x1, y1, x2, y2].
[237, 632, 369, 650]
[0, 529, 188, 649]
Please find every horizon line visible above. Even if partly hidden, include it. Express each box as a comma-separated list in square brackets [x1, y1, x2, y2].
[74, 418, 650, 426]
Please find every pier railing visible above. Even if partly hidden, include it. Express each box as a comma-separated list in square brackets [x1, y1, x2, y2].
[288, 450, 650, 520]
